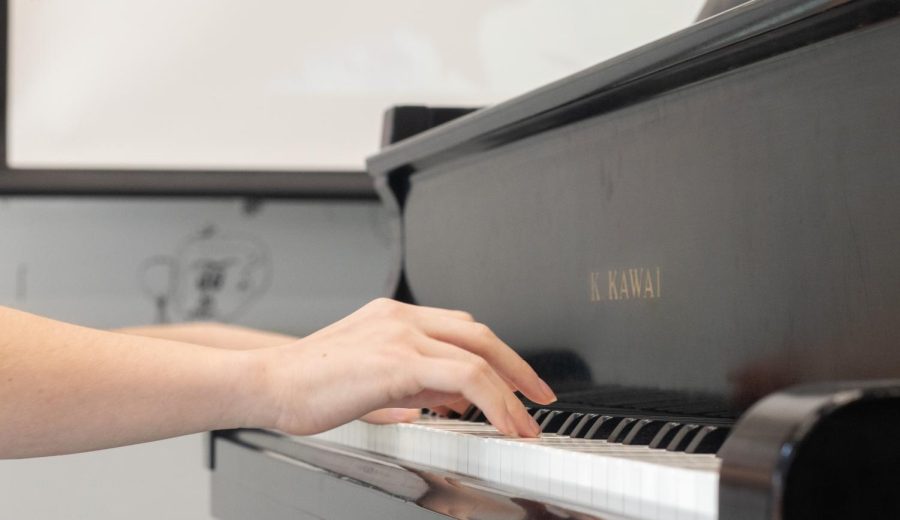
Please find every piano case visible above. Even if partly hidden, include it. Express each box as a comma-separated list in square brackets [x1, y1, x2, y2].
[210, 0, 900, 518]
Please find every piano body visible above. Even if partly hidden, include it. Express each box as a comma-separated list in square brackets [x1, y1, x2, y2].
[209, 1, 900, 518]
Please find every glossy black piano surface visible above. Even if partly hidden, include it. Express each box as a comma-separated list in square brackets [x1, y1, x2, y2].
[372, 0, 900, 409]
[210, 1, 900, 518]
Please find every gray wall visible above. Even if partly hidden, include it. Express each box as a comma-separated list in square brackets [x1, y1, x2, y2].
[0, 197, 393, 519]
[0, 436, 211, 519]
[0, 197, 393, 333]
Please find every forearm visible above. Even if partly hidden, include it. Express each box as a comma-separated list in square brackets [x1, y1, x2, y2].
[0, 307, 270, 459]
[0, 298, 552, 458]
[117, 322, 297, 350]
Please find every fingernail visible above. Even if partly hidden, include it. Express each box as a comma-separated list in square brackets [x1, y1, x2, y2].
[539, 378, 557, 403]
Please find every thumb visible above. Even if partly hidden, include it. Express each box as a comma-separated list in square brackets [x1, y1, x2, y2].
[360, 408, 421, 424]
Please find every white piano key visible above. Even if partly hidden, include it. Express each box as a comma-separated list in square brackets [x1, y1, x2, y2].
[535, 442, 552, 495]
[623, 454, 643, 518]
[508, 440, 524, 488]
[607, 455, 625, 514]
[658, 465, 679, 520]
[523, 443, 541, 492]
[640, 459, 661, 520]
[675, 467, 696, 520]
[456, 431, 468, 474]
[478, 430, 491, 480]
[696, 469, 719, 520]
[561, 448, 579, 502]
[500, 439, 514, 486]
[489, 435, 503, 483]
[467, 433, 479, 477]
[549, 441, 565, 499]
[575, 450, 593, 505]
[590, 453, 608, 511]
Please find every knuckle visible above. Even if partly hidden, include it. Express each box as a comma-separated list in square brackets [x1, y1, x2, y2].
[368, 297, 396, 312]
[469, 357, 491, 378]
[364, 298, 410, 322]
[454, 310, 475, 322]
[462, 366, 482, 385]
[378, 299, 408, 319]
[473, 322, 495, 339]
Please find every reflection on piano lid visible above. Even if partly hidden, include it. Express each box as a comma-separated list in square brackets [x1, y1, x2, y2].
[210, 0, 900, 518]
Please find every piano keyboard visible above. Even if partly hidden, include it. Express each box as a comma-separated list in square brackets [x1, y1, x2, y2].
[308, 416, 720, 520]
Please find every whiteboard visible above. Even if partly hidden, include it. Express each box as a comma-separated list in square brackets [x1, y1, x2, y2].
[8, 0, 703, 170]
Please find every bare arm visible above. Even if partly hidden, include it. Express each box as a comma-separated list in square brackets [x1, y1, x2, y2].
[116, 322, 297, 350]
[0, 299, 555, 459]
[0, 307, 262, 458]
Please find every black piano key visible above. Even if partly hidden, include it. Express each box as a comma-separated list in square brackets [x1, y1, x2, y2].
[539, 410, 571, 433]
[445, 410, 462, 420]
[461, 405, 480, 422]
[531, 409, 550, 424]
[666, 424, 701, 451]
[648, 422, 683, 450]
[585, 416, 625, 440]
[569, 414, 600, 438]
[528, 407, 547, 418]
[622, 419, 667, 445]
[472, 410, 486, 423]
[607, 417, 639, 443]
[685, 426, 730, 454]
[556, 413, 585, 436]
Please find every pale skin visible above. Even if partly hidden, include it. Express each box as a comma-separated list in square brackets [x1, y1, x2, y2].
[0, 298, 555, 459]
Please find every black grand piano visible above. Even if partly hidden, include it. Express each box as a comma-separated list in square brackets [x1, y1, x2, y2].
[209, 1, 900, 518]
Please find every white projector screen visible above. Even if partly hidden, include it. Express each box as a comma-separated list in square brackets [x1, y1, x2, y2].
[8, 0, 704, 170]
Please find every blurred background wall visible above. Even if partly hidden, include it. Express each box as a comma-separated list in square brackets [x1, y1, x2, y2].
[0, 1, 704, 518]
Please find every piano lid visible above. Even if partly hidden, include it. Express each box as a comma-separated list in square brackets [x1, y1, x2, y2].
[368, 0, 899, 181]
[367, 0, 900, 409]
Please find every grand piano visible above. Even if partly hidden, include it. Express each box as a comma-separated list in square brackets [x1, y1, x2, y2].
[208, 1, 900, 518]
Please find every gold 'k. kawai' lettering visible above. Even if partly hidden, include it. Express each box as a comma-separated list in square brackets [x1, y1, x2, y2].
[589, 267, 661, 302]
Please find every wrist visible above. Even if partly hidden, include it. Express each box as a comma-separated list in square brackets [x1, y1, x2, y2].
[226, 348, 283, 430]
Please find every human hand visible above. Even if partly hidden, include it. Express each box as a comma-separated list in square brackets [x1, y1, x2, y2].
[245, 299, 556, 438]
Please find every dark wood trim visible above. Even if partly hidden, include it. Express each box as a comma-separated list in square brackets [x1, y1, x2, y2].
[0, 168, 376, 199]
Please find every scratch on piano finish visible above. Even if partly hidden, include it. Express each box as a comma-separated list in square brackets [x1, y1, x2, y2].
[210, 0, 900, 518]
